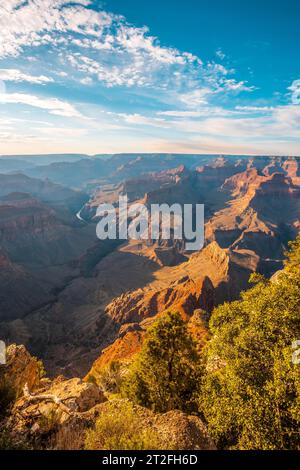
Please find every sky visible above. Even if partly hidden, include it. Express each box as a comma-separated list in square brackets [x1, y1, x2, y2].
[0, 0, 299, 156]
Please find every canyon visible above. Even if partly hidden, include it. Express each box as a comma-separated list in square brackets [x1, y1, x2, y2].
[0, 153, 299, 377]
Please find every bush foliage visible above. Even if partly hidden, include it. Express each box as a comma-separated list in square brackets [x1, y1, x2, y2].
[199, 236, 300, 449]
[122, 311, 201, 413]
[85, 401, 166, 450]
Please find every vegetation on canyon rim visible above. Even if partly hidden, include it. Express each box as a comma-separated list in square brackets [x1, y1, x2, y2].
[121, 311, 201, 414]
[85, 401, 167, 451]
[1, 237, 299, 450]
[120, 236, 300, 450]
[199, 237, 300, 450]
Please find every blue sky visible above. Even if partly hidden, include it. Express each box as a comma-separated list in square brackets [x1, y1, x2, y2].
[0, 0, 299, 155]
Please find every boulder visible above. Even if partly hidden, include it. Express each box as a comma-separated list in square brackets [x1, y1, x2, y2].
[0, 344, 41, 396]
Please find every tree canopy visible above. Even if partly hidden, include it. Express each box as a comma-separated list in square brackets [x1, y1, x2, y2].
[199, 237, 300, 449]
[122, 311, 201, 413]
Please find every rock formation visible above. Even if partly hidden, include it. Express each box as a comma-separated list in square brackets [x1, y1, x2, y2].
[0, 154, 299, 376]
[1, 345, 215, 451]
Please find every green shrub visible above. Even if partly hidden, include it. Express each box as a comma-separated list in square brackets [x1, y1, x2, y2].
[35, 358, 46, 380]
[122, 312, 201, 413]
[97, 361, 122, 394]
[85, 401, 165, 450]
[199, 236, 300, 450]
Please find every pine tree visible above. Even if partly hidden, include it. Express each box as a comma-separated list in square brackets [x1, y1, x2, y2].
[122, 312, 201, 413]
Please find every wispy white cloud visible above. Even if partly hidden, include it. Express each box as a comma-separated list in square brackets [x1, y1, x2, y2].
[178, 88, 212, 107]
[79, 76, 93, 85]
[235, 105, 275, 113]
[173, 104, 300, 140]
[0, 0, 252, 97]
[289, 79, 300, 104]
[0, 1, 298, 155]
[121, 81, 300, 143]
[0, 68, 53, 84]
[216, 49, 226, 60]
[34, 126, 88, 137]
[157, 107, 238, 118]
[222, 79, 255, 93]
[0, 0, 112, 58]
[158, 110, 205, 118]
[115, 112, 169, 128]
[177, 80, 254, 108]
[0, 92, 83, 118]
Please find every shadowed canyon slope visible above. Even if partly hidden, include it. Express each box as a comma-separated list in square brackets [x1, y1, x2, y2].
[0, 154, 299, 376]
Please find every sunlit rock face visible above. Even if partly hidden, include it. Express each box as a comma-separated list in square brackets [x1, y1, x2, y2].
[0, 154, 299, 377]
